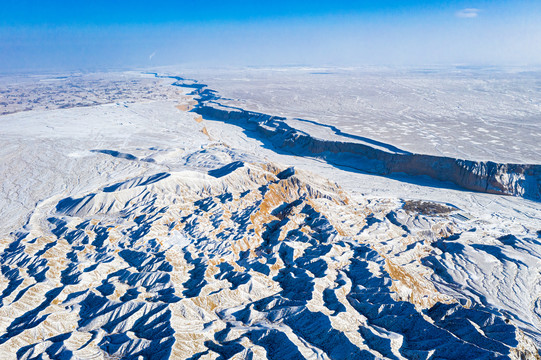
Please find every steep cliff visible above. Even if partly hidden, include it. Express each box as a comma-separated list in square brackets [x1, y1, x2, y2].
[194, 102, 541, 200]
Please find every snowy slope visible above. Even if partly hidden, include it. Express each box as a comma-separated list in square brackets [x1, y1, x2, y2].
[0, 71, 540, 359]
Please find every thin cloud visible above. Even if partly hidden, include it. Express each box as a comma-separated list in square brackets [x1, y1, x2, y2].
[456, 8, 481, 18]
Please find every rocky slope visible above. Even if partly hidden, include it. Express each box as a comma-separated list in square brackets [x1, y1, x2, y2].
[0, 71, 540, 359]
[1, 161, 539, 359]
[156, 74, 541, 201]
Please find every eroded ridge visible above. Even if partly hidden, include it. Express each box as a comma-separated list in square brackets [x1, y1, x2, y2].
[155, 73, 541, 201]
[0, 161, 538, 359]
[194, 102, 541, 201]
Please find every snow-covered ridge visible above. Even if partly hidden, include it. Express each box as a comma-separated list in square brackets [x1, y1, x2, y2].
[196, 102, 541, 200]
[2, 160, 538, 359]
[157, 74, 541, 201]
[1, 71, 540, 359]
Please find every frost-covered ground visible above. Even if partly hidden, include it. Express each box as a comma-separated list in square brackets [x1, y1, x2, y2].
[177, 66, 541, 164]
[0, 70, 540, 359]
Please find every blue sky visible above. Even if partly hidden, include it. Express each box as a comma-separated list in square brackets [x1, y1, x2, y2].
[0, 1, 490, 25]
[1, 1, 540, 71]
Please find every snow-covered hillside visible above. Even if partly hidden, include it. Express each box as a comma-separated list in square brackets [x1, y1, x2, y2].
[0, 71, 540, 359]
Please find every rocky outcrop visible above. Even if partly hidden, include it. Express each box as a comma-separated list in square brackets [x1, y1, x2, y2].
[3, 71, 540, 360]
[194, 103, 541, 201]
[1, 161, 539, 359]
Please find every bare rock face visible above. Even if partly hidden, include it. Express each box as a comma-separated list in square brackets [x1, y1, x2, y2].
[0, 161, 538, 359]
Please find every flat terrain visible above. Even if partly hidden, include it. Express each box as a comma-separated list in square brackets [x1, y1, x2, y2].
[179, 67, 541, 163]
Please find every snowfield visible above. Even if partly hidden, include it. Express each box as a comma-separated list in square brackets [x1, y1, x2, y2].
[0, 69, 540, 359]
[178, 67, 541, 164]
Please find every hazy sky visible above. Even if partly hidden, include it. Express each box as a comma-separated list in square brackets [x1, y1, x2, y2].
[1, 0, 540, 72]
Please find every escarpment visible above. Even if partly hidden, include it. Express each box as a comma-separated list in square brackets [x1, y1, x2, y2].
[2, 71, 540, 360]
[194, 102, 541, 201]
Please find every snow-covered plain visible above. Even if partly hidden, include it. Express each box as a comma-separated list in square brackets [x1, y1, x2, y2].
[0, 70, 540, 359]
[177, 66, 541, 164]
